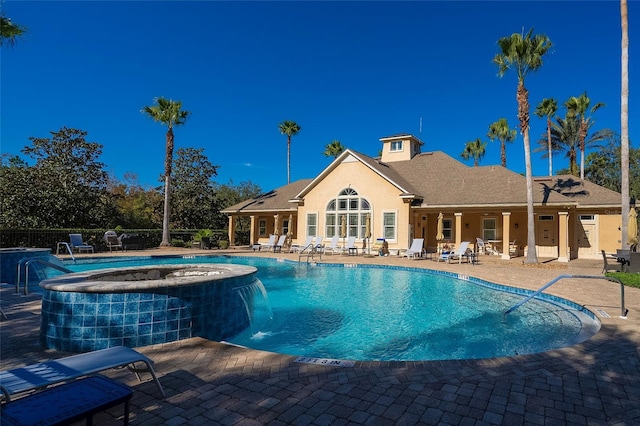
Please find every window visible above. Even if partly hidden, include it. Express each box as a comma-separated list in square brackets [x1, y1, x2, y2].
[307, 213, 317, 237]
[579, 215, 595, 221]
[325, 188, 371, 238]
[483, 218, 496, 241]
[383, 212, 396, 240]
[443, 218, 453, 241]
[538, 215, 554, 221]
[259, 219, 266, 236]
[390, 141, 403, 151]
[283, 219, 290, 236]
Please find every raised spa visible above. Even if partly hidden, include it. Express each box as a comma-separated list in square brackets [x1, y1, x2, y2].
[39, 264, 262, 352]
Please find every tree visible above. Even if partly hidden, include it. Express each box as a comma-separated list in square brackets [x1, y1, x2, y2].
[142, 97, 190, 247]
[1, 128, 113, 228]
[621, 0, 630, 250]
[171, 147, 219, 229]
[584, 136, 640, 201]
[278, 120, 300, 184]
[213, 180, 262, 244]
[108, 172, 163, 229]
[534, 98, 558, 176]
[460, 138, 486, 167]
[486, 118, 516, 167]
[0, 14, 27, 47]
[494, 28, 553, 264]
[323, 140, 345, 158]
[565, 92, 605, 179]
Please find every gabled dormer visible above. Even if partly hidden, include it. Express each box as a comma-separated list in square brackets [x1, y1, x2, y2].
[379, 134, 423, 163]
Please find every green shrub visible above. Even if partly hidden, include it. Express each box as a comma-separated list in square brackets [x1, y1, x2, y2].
[606, 272, 640, 288]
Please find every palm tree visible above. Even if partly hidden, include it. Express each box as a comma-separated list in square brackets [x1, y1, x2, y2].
[565, 92, 605, 179]
[534, 98, 558, 176]
[323, 140, 345, 158]
[494, 28, 553, 264]
[487, 118, 516, 167]
[141, 97, 190, 247]
[621, 0, 630, 250]
[0, 14, 27, 47]
[538, 115, 613, 177]
[278, 120, 301, 184]
[460, 138, 486, 167]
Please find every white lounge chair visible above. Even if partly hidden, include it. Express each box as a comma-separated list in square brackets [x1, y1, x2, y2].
[325, 235, 341, 255]
[344, 236, 358, 255]
[272, 234, 287, 252]
[293, 236, 314, 253]
[406, 238, 424, 259]
[261, 234, 277, 251]
[476, 238, 487, 255]
[440, 241, 471, 264]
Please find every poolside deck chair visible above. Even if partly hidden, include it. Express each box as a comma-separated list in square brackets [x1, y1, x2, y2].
[272, 234, 287, 252]
[69, 233, 94, 253]
[344, 236, 358, 255]
[476, 238, 487, 255]
[406, 238, 424, 259]
[103, 230, 124, 252]
[440, 241, 471, 264]
[325, 235, 341, 255]
[292, 236, 314, 253]
[261, 234, 277, 251]
[314, 236, 325, 251]
[602, 250, 622, 273]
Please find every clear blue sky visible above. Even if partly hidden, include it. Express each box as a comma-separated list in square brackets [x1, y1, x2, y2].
[2, 1, 635, 192]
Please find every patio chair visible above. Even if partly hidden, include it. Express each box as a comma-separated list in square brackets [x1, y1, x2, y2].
[325, 235, 341, 255]
[272, 235, 287, 252]
[345, 236, 358, 255]
[441, 241, 471, 264]
[406, 238, 424, 259]
[476, 238, 487, 255]
[508, 240, 518, 257]
[69, 233, 94, 253]
[293, 236, 314, 253]
[261, 234, 277, 251]
[601, 250, 621, 273]
[103, 230, 123, 252]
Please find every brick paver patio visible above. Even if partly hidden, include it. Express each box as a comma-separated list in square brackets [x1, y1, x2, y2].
[2, 248, 639, 425]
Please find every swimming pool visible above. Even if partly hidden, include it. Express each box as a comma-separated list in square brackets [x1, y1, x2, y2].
[64, 255, 599, 361]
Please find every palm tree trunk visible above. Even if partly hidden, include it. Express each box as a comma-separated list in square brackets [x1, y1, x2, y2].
[161, 127, 175, 247]
[287, 136, 291, 184]
[517, 81, 537, 264]
[546, 117, 553, 176]
[579, 120, 587, 179]
[621, 0, 630, 249]
[501, 141, 506, 167]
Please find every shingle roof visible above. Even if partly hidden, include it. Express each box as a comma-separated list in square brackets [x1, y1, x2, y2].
[221, 179, 312, 213]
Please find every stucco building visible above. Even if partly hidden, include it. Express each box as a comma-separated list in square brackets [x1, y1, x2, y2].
[223, 134, 624, 261]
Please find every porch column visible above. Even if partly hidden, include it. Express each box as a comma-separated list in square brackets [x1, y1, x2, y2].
[228, 215, 236, 246]
[455, 212, 463, 247]
[558, 211, 569, 262]
[502, 212, 511, 260]
[250, 215, 256, 245]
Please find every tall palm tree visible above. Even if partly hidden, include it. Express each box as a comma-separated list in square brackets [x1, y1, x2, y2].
[621, 0, 630, 250]
[494, 28, 552, 264]
[487, 118, 516, 167]
[278, 120, 300, 184]
[141, 97, 190, 247]
[460, 138, 486, 167]
[565, 92, 605, 179]
[534, 98, 558, 176]
[0, 14, 27, 47]
[323, 140, 345, 158]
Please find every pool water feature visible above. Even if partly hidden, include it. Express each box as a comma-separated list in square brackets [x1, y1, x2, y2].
[63, 256, 600, 361]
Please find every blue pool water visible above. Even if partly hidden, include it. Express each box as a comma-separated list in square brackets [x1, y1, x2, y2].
[64, 255, 599, 361]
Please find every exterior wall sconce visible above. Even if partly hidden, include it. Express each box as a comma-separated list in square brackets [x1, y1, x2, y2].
[514, 223, 519, 229]
[465, 223, 469, 229]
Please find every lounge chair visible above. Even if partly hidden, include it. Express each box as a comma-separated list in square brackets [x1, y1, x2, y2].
[601, 250, 621, 273]
[344, 236, 358, 255]
[476, 238, 487, 255]
[103, 230, 124, 252]
[406, 238, 424, 259]
[261, 234, 277, 251]
[314, 236, 325, 251]
[69, 233, 94, 253]
[440, 241, 471, 264]
[508, 240, 518, 257]
[272, 235, 287, 252]
[293, 236, 314, 253]
[325, 235, 341, 255]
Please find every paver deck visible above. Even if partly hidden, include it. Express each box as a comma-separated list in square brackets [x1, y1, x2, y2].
[2, 247, 639, 425]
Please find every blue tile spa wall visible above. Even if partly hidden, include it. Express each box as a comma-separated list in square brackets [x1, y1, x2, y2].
[40, 273, 260, 352]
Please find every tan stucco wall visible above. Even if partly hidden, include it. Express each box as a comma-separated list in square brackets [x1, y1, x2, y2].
[599, 211, 623, 253]
[297, 159, 410, 249]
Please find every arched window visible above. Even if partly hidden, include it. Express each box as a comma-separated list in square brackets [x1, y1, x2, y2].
[325, 188, 371, 238]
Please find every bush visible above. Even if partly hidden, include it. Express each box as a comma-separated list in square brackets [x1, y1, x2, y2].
[606, 272, 640, 288]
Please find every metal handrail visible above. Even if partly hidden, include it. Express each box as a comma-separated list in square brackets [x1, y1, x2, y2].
[504, 274, 627, 319]
[298, 244, 323, 264]
[16, 258, 74, 295]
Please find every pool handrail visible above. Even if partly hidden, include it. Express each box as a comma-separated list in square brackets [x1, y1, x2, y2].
[16, 258, 73, 295]
[504, 274, 627, 319]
